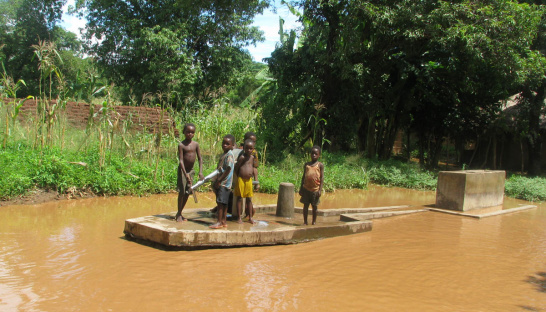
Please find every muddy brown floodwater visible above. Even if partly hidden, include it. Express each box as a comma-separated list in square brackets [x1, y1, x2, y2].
[1, 185, 545, 311]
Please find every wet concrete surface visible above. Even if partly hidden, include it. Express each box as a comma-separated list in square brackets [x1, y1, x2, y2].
[124, 204, 375, 248]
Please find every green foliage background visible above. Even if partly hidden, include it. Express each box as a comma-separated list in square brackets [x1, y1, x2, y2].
[1, 0, 546, 203]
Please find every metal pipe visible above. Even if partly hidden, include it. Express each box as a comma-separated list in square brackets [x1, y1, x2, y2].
[190, 169, 221, 191]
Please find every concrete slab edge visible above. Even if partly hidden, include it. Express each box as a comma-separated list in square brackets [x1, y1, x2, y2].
[427, 205, 537, 219]
[294, 205, 411, 216]
[339, 209, 427, 222]
[124, 219, 373, 248]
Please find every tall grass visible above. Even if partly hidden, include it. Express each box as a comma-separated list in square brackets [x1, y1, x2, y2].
[181, 99, 259, 163]
[0, 94, 261, 199]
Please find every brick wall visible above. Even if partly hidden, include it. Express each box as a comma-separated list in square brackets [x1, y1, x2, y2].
[2, 98, 179, 137]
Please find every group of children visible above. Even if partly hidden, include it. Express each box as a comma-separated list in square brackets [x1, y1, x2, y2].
[176, 123, 324, 228]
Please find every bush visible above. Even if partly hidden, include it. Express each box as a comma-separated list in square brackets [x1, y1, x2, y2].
[505, 175, 546, 202]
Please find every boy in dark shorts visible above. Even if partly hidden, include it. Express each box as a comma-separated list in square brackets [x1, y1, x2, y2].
[234, 139, 257, 224]
[210, 134, 235, 229]
[298, 146, 324, 225]
[175, 123, 204, 222]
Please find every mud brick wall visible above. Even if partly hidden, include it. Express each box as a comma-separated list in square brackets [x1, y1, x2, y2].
[2, 99, 179, 137]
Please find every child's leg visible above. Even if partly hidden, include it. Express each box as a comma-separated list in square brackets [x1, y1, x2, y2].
[311, 204, 318, 225]
[303, 203, 310, 225]
[247, 197, 255, 224]
[175, 192, 189, 222]
[210, 204, 223, 229]
[218, 203, 223, 223]
[236, 197, 243, 223]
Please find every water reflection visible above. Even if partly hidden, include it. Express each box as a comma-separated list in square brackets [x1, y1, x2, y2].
[244, 260, 296, 311]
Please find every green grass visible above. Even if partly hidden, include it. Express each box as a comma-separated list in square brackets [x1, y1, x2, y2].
[0, 142, 176, 199]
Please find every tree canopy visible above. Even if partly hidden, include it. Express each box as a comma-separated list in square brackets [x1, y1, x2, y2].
[263, 0, 545, 169]
[79, 0, 269, 107]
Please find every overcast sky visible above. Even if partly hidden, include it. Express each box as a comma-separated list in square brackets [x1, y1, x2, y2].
[60, 0, 300, 63]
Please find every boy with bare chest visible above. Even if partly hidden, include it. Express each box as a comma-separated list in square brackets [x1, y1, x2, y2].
[175, 123, 203, 222]
[234, 139, 257, 224]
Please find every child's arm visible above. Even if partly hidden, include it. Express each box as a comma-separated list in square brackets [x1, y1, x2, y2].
[298, 163, 306, 196]
[195, 142, 204, 180]
[253, 155, 259, 190]
[213, 154, 234, 189]
[178, 143, 189, 179]
[234, 154, 244, 176]
[213, 167, 231, 190]
[318, 162, 325, 196]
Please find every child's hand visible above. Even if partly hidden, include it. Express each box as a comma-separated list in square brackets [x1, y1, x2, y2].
[213, 181, 220, 190]
[198, 173, 204, 181]
[298, 188, 303, 196]
[254, 182, 260, 191]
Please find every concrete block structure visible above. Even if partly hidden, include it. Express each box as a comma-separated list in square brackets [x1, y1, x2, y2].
[435, 170, 505, 211]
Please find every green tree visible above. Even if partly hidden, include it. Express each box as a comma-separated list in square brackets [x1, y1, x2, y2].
[79, 0, 269, 108]
[265, 0, 542, 168]
[516, 0, 546, 176]
[0, 0, 67, 96]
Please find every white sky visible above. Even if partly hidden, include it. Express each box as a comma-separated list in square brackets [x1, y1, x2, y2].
[60, 0, 300, 63]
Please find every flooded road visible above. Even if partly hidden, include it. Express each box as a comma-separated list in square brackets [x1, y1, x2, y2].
[1, 186, 545, 311]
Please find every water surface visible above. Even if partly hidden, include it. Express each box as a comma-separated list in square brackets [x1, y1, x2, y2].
[1, 186, 545, 311]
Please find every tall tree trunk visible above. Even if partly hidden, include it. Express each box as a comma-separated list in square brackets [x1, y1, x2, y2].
[480, 136, 492, 169]
[366, 116, 377, 158]
[492, 135, 497, 170]
[445, 136, 450, 170]
[357, 117, 368, 153]
[406, 130, 411, 162]
[521, 141, 525, 173]
[418, 131, 426, 166]
[526, 83, 544, 176]
[499, 139, 504, 169]
[468, 135, 480, 168]
[380, 114, 398, 160]
[427, 135, 444, 169]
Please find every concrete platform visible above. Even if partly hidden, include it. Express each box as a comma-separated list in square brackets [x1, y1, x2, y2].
[125, 204, 416, 249]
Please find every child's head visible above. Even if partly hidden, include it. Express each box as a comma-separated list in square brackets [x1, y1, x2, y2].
[222, 134, 235, 152]
[243, 139, 255, 155]
[183, 123, 196, 140]
[243, 131, 257, 143]
[310, 146, 321, 161]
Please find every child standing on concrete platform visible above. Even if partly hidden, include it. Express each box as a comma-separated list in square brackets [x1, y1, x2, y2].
[210, 134, 235, 229]
[175, 123, 204, 222]
[298, 146, 324, 225]
[234, 139, 257, 224]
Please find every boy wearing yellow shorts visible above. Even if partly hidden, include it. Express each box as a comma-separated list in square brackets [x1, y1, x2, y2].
[234, 139, 257, 224]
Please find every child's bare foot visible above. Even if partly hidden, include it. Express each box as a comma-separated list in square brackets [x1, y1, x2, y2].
[209, 223, 223, 229]
[303, 222, 308, 226]
[237, 218, 243, 224]
[222, 223, 228, 228]
[312, 221, 316, 225]
[175, 214, 187, 222]
[248, 219, 256, 224]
